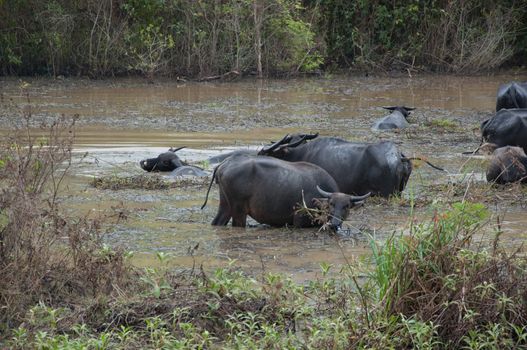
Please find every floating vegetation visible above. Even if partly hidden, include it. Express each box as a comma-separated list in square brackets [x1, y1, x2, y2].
[427, 118, 459, 129]
[93, 175, 172, 190]
[92, 175, 211, 190]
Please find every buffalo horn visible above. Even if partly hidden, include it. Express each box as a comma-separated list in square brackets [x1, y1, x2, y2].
[349, 192, 371, 202]
[402, 106, 415, 111]
[316, 185, 333, 198]
[261, 134, 291, 153]
[300, 132, 319, 140]
[278, 134, 309, 150]
[169, 146, 187, 153]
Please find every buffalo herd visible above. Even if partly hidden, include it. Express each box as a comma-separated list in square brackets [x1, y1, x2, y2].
[139, 80, 527, 231]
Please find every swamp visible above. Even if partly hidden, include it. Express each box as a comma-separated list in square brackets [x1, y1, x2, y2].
[3, 0, 527, 347]
[1, 73, 527, 348]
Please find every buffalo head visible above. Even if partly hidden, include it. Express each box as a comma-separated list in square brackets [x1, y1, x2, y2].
[140, 146, 187, 172]
[315, 186, 371, 231]
[383, 106, 415, 119]
[258, 132, 318, 158]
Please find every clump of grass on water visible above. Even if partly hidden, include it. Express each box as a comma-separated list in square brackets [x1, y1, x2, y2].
[92, 174, 171, 190]
[92, 174, 211, 190]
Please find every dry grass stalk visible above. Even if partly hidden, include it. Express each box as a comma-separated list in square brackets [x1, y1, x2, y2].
[0, 105, 131, 328]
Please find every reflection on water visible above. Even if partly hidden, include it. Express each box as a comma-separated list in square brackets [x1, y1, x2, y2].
[1, 74, 526, 281]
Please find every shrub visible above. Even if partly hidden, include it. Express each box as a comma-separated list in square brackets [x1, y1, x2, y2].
[0, 103, 130, 330]
[367, 202, 527, 347]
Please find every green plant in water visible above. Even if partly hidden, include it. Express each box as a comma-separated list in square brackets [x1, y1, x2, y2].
[368, 201, 490, 312]
[430, 118, 458, 129]
[198, 159, 211, 170]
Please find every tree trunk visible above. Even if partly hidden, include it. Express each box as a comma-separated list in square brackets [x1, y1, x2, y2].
[253, 0, 263, 78]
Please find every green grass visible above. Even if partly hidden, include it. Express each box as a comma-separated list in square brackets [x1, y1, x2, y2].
[429, 118, 458, 129]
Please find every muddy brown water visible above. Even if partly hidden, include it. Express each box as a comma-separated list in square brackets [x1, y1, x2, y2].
[1, 74, 527, 281]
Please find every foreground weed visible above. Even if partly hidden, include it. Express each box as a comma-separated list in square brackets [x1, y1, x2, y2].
[27, 302, 64, 331]
[140, 252, 174, 298]
[10, 327, 28, 348]
[401, 316, 441, 350]
[202, 262, 259, 300]
[306, 316, 351, 349]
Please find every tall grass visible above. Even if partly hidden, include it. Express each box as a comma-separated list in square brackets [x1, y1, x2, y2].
[367, 201, 526, 347]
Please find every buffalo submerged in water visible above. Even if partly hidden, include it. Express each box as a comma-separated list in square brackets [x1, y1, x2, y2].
[371, 106, 414, 131]
[207, 149, 258, 165]
[201, 153, 370, 230]
[140, 147, 207, 176]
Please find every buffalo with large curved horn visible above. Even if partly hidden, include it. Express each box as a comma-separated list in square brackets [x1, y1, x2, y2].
[316, 186, 371, 230]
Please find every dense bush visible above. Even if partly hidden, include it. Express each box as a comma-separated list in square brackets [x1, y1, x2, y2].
[0, 0, 525, 77]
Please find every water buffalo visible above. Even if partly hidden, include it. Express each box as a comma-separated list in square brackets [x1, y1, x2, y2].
[201, 154, 370, 230]
[496, 82, 527, 111]
[258, 134, 412, 197]
[372, 106, 414, 130]
[486, 146, 527, 184]
[481, 109, 527, 153]
[207, 149, 258, 165]
[140, 147, 187, 172]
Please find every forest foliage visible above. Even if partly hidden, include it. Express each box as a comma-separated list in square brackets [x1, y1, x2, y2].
[0, 0, 526, 78]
